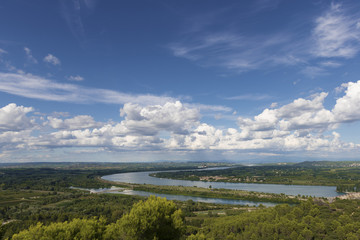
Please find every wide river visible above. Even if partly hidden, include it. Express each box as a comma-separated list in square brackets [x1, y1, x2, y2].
[101, 168, 343, 206]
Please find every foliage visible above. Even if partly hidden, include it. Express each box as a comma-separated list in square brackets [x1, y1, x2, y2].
[9, 198, 360, 240]
[11, 196, 184, 240]
[105, 196, 184, 240]
[186, 199, 360, 240]
[12, 218, 107, 240]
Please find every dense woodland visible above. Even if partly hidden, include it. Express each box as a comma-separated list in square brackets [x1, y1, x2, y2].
[1, 162, 360, 239]
[7, 196, 360, 240]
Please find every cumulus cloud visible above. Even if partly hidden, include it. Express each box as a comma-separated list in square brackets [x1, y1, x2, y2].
[0, 130, 35, 150]
[234, 80, 360, 145]
[31, 101, 200, 150]
[332, 80, 360, 122]
[1, 81, 360, 158]
[237, 92, 335, 140]
[0, 103, 34, 132]
[0, 103, 36, 152]
[47, 115, 100, 130]
[43, 54, 61, 66]
[166, 123, 353, 153]
[119, 101, 200, 136]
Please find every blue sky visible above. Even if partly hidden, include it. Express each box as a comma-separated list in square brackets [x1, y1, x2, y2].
[1, 0, 360, 163]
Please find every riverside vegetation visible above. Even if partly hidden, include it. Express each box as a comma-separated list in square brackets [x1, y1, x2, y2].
[1, 161, 360, 239]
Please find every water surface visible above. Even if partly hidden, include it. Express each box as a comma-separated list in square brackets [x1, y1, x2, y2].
[102, 168, 342, 198]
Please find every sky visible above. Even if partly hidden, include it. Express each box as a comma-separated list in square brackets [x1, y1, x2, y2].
[1, 0, 360, 163]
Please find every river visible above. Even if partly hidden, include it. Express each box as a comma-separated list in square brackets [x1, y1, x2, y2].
[100, 168, 342, 205]
[71, 186, 278, 207]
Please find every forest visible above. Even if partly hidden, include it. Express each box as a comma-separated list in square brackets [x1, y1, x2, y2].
[1, 161, 360, 239]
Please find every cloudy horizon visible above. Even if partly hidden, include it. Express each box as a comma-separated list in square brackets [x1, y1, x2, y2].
[0, 0, 360, 162]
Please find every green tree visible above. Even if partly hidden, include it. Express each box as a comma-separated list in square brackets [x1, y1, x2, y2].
[300, 228, 313, 240]
[186, 232, 208, 240]
[12, 218, 106, 240]
[106, 195, 184, 240]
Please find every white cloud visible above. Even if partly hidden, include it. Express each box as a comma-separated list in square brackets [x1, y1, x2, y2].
[24, 47, 38, 64]
[167, 123, 352, 153]
[334, 82, 348, 94]
[119, 101, 200, 136]
[0, 103, 36, 151]
[232, 80, 360, 147]
[169, 33, 297, 72]
[47, 115, 100, 130]
[29, 101, 200, 150]
[0, 103, 34, 132]
[332, 80, 360, 122]
[0, 130, 35, 150]
[68, 75, 84, 81]
[124, 81, 358, 152]
[43, 54, 61, 66]
[0, 48, 7, 55]
[0, 72, 173, 104]
[237, 92, 336, 138]
[270, 102, 278, 108]
[184, 103, 232, 113]
[1, 81, 360, 158]
[312, 3, 360, 58]
[170, 3, 360, 77]
[0, 72, 229, 113]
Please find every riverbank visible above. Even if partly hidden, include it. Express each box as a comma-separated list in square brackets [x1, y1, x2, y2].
[328, 192, 360, 202]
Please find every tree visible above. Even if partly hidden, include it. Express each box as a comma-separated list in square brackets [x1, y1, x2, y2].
[12, 218, 106, 240]
[106, 196, 184, 240]
[186, 232, 208, 240]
